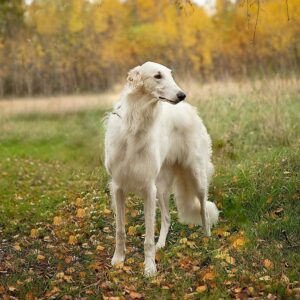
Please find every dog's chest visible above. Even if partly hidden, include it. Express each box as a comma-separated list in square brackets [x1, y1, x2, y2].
[107, 134, 159, 191]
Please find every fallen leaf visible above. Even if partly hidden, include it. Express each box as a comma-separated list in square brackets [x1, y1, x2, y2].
[196, 285, 207, 293]
[187, 241, 196, 248]
[202, 270, 216, 281]
[179, 238, 188, 244]
[75, 197, 83, 207]
[56, 272, 65, 279]
[43, 236, 51, 242]
[76, 208, 85, 218]
[53, 216, 62, 226]
[63, 275, 73, 283]
[8, 286, 16, 292]
[103, 208, 111, 215]
[14, 243, 21, 251]
[232, 236, 245, 249]
[68, 235, 77, 245]
[213, 227, 230, 237]
[45, 287, 60, 297]
[30, 229, 38, 238]
[215, 249, 235, 265]
[128, 226, 136, 236]
[259, 275, 271, 281]
[263, 259, 273, 269]
[129, 291, 143, 299]
[127, 258, 135, 264]
[37, 255, 45, 261]
[96, 245, 105, 251]
[103, 227, 111, 233]
[66, 267, 75, 274]
[233, 287, 242, 293]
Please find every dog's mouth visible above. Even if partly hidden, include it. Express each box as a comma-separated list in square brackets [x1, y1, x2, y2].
[159, 96, 181, 105]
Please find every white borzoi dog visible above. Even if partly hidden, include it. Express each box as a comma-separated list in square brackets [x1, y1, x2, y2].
[104, 62, 219, 276]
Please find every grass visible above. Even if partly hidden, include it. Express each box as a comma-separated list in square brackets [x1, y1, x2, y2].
[0, 78, 299, 299]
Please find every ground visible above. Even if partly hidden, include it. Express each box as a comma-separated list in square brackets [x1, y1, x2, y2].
[0, 78, 299, 299]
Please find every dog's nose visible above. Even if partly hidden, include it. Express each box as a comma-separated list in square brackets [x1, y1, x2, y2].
[177, 91, 186, 101]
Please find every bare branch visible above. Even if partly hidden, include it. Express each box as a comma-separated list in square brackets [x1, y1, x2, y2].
[246, 0, 250, 30]
[286, 0, 290, 21]
[252, 0, 260, 43]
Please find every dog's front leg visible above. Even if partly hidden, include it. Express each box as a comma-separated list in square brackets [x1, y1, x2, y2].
[143, 184, 157, 276]
[111, 185, 126, 265]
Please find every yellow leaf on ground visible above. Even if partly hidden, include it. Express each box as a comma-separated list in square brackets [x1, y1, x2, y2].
[263, 259, 273, 269]
[202, 270, 216, 281]
[179, 238, 188, 244]
[56, 272, 64, 279]
[76, 208, 85, 218]
[96, 245, 105, 251]
[37, 255, 45, 261]
[232, 237, 245, 249]
[14, 243, 21, 251]
[225, 255, 236, 265]
[68, 235, 77, 245]
[103, 208, 111, 215]
[53, 216, 62, 226]
[128, 226, 136, 236]
[45, 287, 60, 297]
[63, 275, 73, 283]
[187, 241, 196, 248]
[75, 197, 83, 207]
[30, 228, 38, 238]
[129, 291, 143, 299]
[196, 285, 207, 293]
[215, 249, 236, 265]
[213, 227, 230, 237]
[127, 258, 135, 264]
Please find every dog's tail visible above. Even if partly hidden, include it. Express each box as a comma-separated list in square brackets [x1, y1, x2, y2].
[173, 168, 219, 226]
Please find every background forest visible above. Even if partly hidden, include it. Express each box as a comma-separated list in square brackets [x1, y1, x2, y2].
[0, 0, 299, 96]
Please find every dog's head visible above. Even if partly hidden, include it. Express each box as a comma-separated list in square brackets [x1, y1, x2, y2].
[127, 61, 186, 104]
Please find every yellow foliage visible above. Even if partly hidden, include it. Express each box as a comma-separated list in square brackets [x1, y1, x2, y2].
[1, 0, 299, 96]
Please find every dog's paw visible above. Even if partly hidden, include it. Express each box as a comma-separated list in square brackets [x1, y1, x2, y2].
[204, 225, 211, 237]
[156, 241, 166, 250]
[111, 253, 125, 266]
[144, 260, 157, 277]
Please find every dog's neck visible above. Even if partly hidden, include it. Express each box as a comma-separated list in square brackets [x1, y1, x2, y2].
[121, 88, 160, 135]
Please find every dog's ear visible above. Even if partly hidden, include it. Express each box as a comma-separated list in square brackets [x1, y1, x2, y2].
[127, 66, 143, 91]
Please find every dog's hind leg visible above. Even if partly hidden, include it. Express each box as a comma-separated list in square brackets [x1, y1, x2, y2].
[143, 183, 157, 276]
[111, 183, 126, 265]
[156, 189, 170, 249]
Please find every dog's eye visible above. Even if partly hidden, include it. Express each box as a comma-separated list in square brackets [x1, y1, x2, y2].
[154, 74, 162, 79]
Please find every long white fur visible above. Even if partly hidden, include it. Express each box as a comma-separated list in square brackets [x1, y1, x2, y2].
[104, 61, 219, 277]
